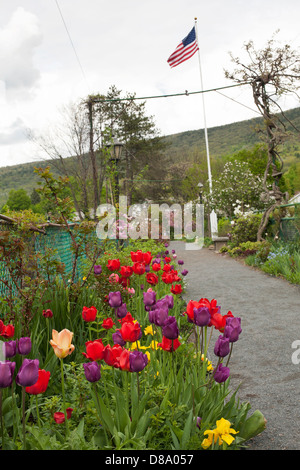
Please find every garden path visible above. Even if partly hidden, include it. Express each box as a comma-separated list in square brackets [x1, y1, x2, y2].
[169, 241, 300, 451]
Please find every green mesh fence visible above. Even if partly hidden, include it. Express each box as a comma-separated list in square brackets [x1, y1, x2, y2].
[279, 218, 300, 242]
[0, 223, 102, 300]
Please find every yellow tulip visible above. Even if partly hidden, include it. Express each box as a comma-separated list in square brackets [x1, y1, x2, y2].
[50, 329, 75, 359]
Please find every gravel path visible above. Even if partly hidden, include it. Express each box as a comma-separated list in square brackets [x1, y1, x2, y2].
[169, 241, 300, 450]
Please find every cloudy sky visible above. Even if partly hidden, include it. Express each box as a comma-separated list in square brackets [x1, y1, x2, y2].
[0, 0, 299, 167]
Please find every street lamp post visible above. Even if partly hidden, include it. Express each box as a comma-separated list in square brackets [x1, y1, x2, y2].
[105, 135, 124, 204]
[197, 182, 203, 204]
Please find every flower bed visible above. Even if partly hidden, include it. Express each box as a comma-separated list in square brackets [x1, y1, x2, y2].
[0, 241, 266, 450]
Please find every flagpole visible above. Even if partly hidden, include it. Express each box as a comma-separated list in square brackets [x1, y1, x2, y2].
[194, 17, 218, 237]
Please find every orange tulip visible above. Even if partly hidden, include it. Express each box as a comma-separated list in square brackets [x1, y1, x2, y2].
[50, 329, 75, 359]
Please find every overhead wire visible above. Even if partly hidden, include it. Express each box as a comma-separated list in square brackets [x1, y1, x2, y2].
[54, 0, 90, 92]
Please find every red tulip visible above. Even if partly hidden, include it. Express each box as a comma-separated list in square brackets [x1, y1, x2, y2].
[42, 309, 53, 318]
[119, 349, 130, 371]
[142, 251, 152, 265]
[107, 259, 121, 271]
[54, 407, 73, 423]
[0, 324, 15, 338]
[120, 321, 141, 343]
[82, 306, 97, 322]
[130, 250, 144, 263]
[152, 263, 161, 272]
[102, 318, 115, 330]
[82, 339, 105, 361]
[132, 262, 146, 275]
[26, 369, 51, 395]
[171, 284, 182, 295]
[146, 272, 159, 285]
[158, 336, 181, 352]
[120, 266, 133, 278]
[103, 344, 123, 368]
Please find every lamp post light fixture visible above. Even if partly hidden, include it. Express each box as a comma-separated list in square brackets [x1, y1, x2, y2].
[197, 182, 204, 204]
[105, 135, 124, 203]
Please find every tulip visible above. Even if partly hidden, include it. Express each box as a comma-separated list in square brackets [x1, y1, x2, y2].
[94, 264, 102, 275]
[112, 330, 126, 347]
[107, 259, 121, 271]
[109, 273, 120, 284]
[143, 291, 156, 307]
[17, 337, 32, 356]
[193, 307, 211, 327]
[42, 309, 53, 318]
[54, 407, 73, 424]
[158, 336, 181, 352]
[102, 317, 115, 329]
[181, 269, 188, 276]
[213, 363, 230, 383]
[143, 251, 152, 265]
[116, 303, 127, 319]
[132, 262, 146, 275]
[214, 335, 230, 358]
[83, 361, 101, 382]
[146, 273, 158, 285]
[163, 294, 174, 309]
[153, 307, 169, 327]
[16, 358, 39, 387]
[82, 338, 105, 361]
[178, 259, 184, 265]
[25, 369, 50, 395]
[129, 350, 148, 373]
[0, 324, 15, 338]
[171, 284, 182, 295]
[120, 266, 133, 278]
[152, 263, 161, 272]
[82, 306, 97, 322]
[224, 317, 242, 343]
[0, 361, 16, 388]
[50, 329, 75, 359]
[103, 344, 123, 368]
[119, 349, 130, 371]
[108, 291, 122, 308]
[4, 340, 16, 359]
[162, 316, 179, 340]
[120, 321, 142, 343]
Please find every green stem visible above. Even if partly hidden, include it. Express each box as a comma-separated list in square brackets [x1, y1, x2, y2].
[60, 358, 69, 437]
[35, 395, 41, 428]
[225, 343, 233, 367]
[0, 390, 3, 450]
[22, 386, 26, 450]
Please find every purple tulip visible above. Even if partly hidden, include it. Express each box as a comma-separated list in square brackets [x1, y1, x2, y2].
[224, 317, 242, 343]
[116, 303, 127, 319]
[148, 310, 156, 324]
[163, 295, 174, 309]
[108, 291, 122, 308]
[193, 307, 211, 327]
[129, 351, 148, 373]
[83, 361, 101, 383]
[0, 361, 16, 388]
[181, 269, 189, 276]
[214, 335, 230, 358]
[143, 291, 156, 307]
[112, 330, 126, 347]
[178, 260, 184, 265]
[94, 265, 102, 275]
[162, 316, 179, 340]
[17, 337, 32, 356]
[16, 358, 39, 387]
[4, 340, 17, 358]
[196, 416, 202, 429]
[214, 363, 230, 383]
[154, 307, 169, 327]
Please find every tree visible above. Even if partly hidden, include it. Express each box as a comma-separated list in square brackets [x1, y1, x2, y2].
[6, 189, 31, 211]
[225, 34, 300, 240]
[205, 160, 266, 218]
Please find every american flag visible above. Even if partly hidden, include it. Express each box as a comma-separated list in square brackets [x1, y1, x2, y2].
[167, 27, 199, 68]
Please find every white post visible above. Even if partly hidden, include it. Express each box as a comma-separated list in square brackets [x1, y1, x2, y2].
[194, 17, 218, 238]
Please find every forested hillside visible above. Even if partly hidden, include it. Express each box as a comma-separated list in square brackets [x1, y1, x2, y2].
[1, 106, 300, 208]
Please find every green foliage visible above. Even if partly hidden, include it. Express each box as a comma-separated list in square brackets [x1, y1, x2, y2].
[229, 213, 263, 246]
[6, 189, 31, 211]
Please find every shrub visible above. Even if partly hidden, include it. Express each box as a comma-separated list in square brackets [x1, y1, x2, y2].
[229, 213, 262, 246]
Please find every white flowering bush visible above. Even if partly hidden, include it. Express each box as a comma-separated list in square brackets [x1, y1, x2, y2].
[206, 161, 267, 218]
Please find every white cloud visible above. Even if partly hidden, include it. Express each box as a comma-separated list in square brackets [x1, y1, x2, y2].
[0, 7, 43, 99]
